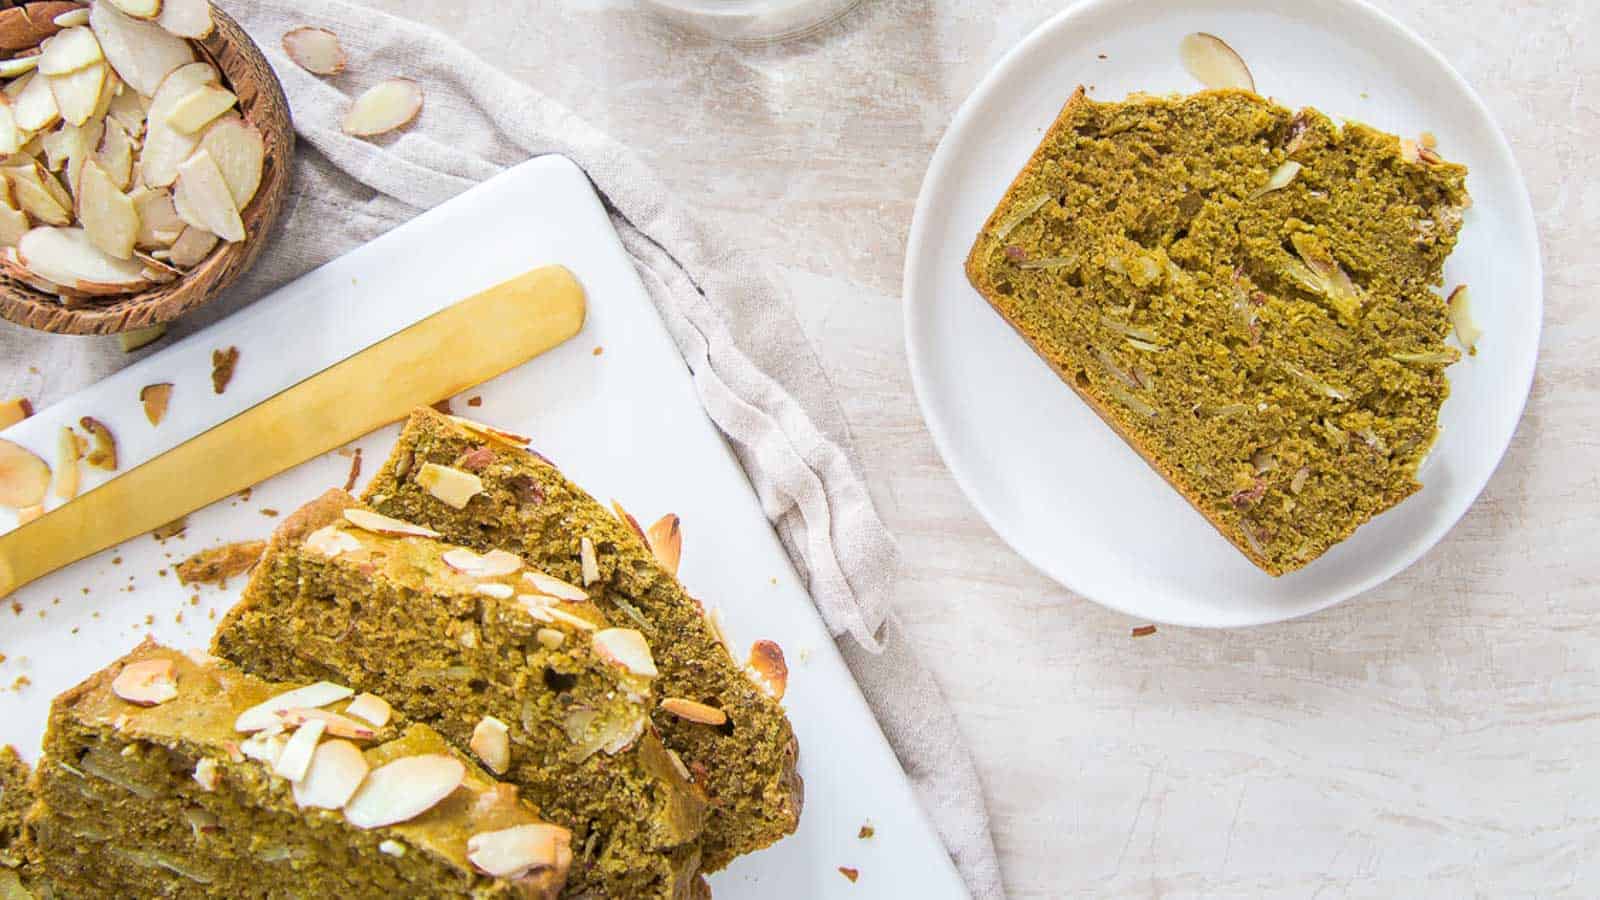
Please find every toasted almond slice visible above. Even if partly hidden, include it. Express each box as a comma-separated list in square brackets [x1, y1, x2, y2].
[522, 570, 586, 602]
[106, 83, 144, 135]
[18, 226, 148, 287]
[282, 26, 346, 76]
[2, 163, 71, 225]
[131, 187, 181, 248]
[304, 523, 362, 557]
[111, 657, 177, 706]
[78, 159, 138, 259]
[535, 628, 565, 650]
[53, 8, 91, 27]
[90, 0, 195, 96]
[53, 424, 80, 499]
[0, 205, 26, 248]
[344, 693, 392, 728]
[1179, 32, 1255, 92]
[579, 536, 599, 586]
[79, 415, 116, 470]
[173, 148, 243, 241]
[660, 697, 727, 725]
[38, 26, 102, 75]
[446, 415, 531, 447]
[469, 716, 510, 774]
[13, 72, 59, 131]
[61, 117, 104, 191]
[291, 738, 369, 809]
[238, 732, 286, 764]
[118, 324, 165, 352]
[198, 115, 263, 208]
[343, 754, 465, 829]
[164, 225, 216, 267]
[475, 583, 514, 600]
[467, 824, 571, 878]
[139, 381, 172, 424]
[108, 0, 162, 20]
[416, 462, 483, 510]
[165, 82, 233, 133]
[745, 639, 788, 700]
[48, 60, 104, 126]
[276, 707, 376, 740]
[645, 514, 681, 576]
[441, 546, 523, 578]
[611, 499, 646, 544]
[140, 60, 216, 187]
[342, 78, 422, 137]
[1448, 285, 1482, 355]
[192, 757, 219, 791]
[155, 0, 211, 39]
[95, 116, 134, 189]
[272, 718, 325, 782]
[136, 250, 179, 283]
[0, 56, 39, 78]
[592, 628, 658, 678]
[343, 507, 440, 539]
[541, 606, 597, 632]
[0, 102, 22, 158]
[0, 397, 32, 429]
[235, 681, 354, 733]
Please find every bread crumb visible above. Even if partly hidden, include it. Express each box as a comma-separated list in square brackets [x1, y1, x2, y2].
[857, 823, 874, 839]
[431, 399, 453, 415]
[838, 867, 859, 883]
[260, 508, 279, 517]
[343, 448, 364, 492]
[1131, 624, 1157, 638]
[176, 541, 266, 587]
[211, 346, 240, 394]
[467, 396, 482, 407]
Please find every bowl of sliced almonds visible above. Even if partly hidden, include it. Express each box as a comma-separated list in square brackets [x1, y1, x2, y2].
[0, 0, 291, 334]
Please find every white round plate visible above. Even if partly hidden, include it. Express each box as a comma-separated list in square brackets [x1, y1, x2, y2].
[904, 0, 1541, 627]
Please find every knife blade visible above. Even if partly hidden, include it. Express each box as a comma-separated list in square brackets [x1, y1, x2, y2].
[0, 265, 586, 599]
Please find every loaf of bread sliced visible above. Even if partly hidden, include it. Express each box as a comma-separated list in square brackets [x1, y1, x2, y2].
[966, 88, 1471, 574]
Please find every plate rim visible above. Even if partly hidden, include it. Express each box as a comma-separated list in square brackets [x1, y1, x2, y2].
[902, 0, 1544, 628]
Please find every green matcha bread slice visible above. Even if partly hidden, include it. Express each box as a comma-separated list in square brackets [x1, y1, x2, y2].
[966, 88, 1471, 574]
[361, 408, 802, 870]
[24, 640, 571, 899]
[213, 490, 708, 900]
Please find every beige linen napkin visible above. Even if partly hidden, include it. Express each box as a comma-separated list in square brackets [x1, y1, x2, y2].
[0, 2, 1002, 895]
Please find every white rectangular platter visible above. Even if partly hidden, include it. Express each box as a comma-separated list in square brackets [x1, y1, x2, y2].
[0, 155, 965, 899]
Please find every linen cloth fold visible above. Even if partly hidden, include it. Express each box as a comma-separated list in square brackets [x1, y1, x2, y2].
[0, 2, 1002, 896]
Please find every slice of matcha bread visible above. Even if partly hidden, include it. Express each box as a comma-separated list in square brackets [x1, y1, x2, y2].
[966, 88, 1470, 574]
[1, 746, 30, 891]
[213, 491, 707, 900]
[24, 640, 571, 899]
[362, 408, 801, 870]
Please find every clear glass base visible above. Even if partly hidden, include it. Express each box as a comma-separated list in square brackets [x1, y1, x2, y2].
[640, 0, 863, 44]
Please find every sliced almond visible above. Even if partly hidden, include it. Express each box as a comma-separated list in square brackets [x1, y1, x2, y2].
[344, 693, 392, 728]
[47, 60, 105, 126]
[192, 757, 219, 791]
[745, 639, 788, 700]
[342, 507, 440, 539]
[198, 115, 263, 208]
[95, 117, 134, 188]
[440, 546, 522, 578]
[272, 718, 326, 782]
[342, 754, 465, 829]
[165, 82, 233, 133]
[0, 56, 40, 79]
[0, 204, 27, 249]
[163, 225, 216, 267]
[660, 697, 727, 726]
[1447, 285, 1482, 355]
[53, 424, 80, 499]
[645, 514, 682, 576]
[541, 606, 597, 632]
[139, 60, 216, 187]
[592, 628, 658, 678]
[522, 570, 586, 602]
[111, 657, 177, 706]
[611, 499, 647, 544]
[53, 8, 92, 28]
[38, 26, 103, 76]
[12, 72, 59, 132]
[304, 523, 362, 557]
[535, 628, 564, 650]
[342, 78, 423, 138]
[64, 117, 105, 194]
[130, 187, 180, 248]
[282, 26, 346, 76]
[105, 83, 145, 136]
[415, 462, 483, 510]
[90, 0, 195, 97]
[0, 397, 32, 430]
[276, 707, 376, 740]
[79, 415, 116, 470]
[155, 0, 211, 39]
[291, 738, 368, 809]
[467, 824, 571, 878]
[17, 226, 148, 289]
[579, 536, 599, 586]
[77, 159, 138, 259]
[474, 583, 514, 600]
[3, 162, 69, 225]
[108, 0, 162, 20]
[139, 381, 172, 425]
[1179, 32, 1255, 93]
[173, 148, 243, 241]
[0, 103, 22, 162]
[469, 715, 511, 775]
[446, 415, 531, 447]
[235, 681, 354, 733]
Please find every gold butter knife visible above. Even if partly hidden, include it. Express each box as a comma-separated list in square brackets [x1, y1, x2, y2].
[0, 265, 586, 599]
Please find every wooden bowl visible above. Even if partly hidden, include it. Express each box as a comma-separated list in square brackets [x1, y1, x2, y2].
[0, 2, 293, 335]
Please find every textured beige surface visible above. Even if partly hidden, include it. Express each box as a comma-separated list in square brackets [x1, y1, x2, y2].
[6, 0, 1594, 894]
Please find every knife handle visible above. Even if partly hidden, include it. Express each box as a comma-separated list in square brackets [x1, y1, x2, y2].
[0, 265, 585, 599]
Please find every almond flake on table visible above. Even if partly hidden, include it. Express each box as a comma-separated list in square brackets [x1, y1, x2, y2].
[282, 26, 346, 76]
[342, 78, 423, 137]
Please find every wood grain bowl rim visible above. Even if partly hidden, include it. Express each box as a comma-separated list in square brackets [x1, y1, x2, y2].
[0, 4, 294, 336]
